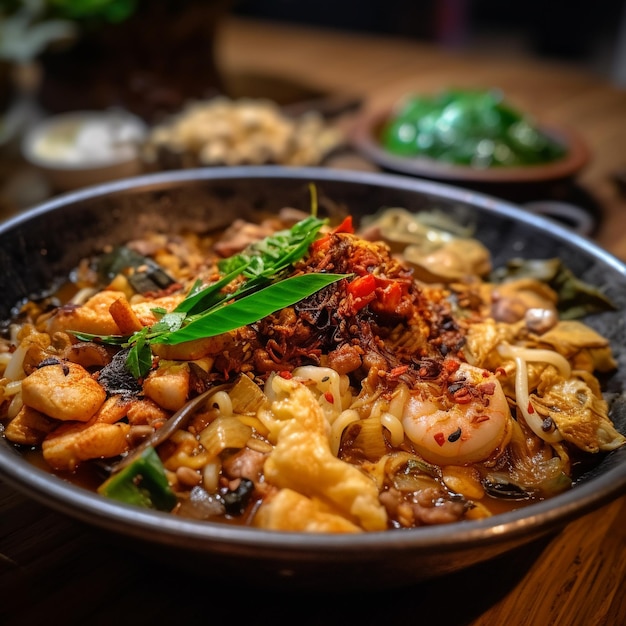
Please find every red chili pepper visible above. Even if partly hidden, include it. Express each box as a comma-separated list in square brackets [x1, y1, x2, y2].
[389, 365, 409, 378]
[434, 432, 446, 447]
[332, 215, 354, 234]
[310, 234, 330, 253]
[527, 401, 535, 414]
[377, 281, 403, 311]
[311, 216, 354, 254]
[324, 391, 334, 404]
[347, 274, 377, 298]
[279, 371, 293, 379]
[346, 274, 377, 312]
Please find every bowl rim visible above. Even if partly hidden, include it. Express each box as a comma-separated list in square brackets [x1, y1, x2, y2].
[2, 447, 623, 556]
[21, 108, 147, 172]
[350, 107, 591, 184]
[0, 165, 624, 557]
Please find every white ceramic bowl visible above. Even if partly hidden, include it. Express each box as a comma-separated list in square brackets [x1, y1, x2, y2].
[21, 109, 147, 191]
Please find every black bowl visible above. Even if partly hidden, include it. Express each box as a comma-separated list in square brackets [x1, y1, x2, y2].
[1, 166, 625, 589]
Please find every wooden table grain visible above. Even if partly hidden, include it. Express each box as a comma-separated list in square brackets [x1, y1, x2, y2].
[1, 16, 626, 626]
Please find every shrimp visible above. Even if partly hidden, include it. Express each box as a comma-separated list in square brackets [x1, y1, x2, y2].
[402, 362, 511, 465]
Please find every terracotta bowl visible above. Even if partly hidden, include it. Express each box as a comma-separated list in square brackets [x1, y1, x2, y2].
[350, 108, 591, 188]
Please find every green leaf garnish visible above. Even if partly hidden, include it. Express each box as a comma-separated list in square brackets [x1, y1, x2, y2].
[154, 273, 348, 346]
[174, 266, 250, 316]
[126, 328, 152, 378]
[71, 213, 346, 379]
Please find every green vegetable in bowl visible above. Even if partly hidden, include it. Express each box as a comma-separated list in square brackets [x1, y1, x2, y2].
[381, 89, 567, 168]
[98, 446, 177, 511]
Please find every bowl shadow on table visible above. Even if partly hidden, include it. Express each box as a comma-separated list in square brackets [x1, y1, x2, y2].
[123, 532, 555, 625]
[0, 501, 557, 626]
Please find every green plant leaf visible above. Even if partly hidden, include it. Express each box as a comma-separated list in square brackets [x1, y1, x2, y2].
[154, 273, 348, 346]
[71, 331, 130, 345]
[126, 328, 153, 379]
[174, 266, 249, 315]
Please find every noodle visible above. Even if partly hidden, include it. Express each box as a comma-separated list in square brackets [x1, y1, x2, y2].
[330, 409, 361, 455]
[291, 366, 344, 424]
[3, 345, 27, 381]
[498, 343, 565, 443]
[209, 391, 233, 417]
[380, 412, 405, 447]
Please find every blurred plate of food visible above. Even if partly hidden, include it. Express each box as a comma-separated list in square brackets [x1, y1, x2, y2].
[350, 88, 590, 187]
[21, 108, 148, 192]
[140, 96, 350, 171]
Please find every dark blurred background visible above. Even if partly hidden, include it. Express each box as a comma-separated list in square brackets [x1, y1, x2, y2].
[233, 0, 626, 84]
[4, 0, 624, 125]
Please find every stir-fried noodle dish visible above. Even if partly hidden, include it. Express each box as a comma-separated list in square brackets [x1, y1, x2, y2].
[1, 203, 624, 533]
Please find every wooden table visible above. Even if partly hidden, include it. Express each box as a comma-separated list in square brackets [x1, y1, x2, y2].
[2, 16, 626, 626]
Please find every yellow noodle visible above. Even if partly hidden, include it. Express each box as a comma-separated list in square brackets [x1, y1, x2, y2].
[2, 380, 22, 397]
[202, 459, 222, 493]
[167, 449, 214, 471]
[246, 437, 273, 454]
[292, 365, 343, 423]
[7, 392, 23, 419]
[369, 397, 386, 420]
[349, 387, 383, 411]
[501, 344, 571, 379]
[329, 409, 360, 456]
[388, 383, 409, 419]
[380, 412, 405, 446]
[164, 430, 211, 470]
[3, 344, 28, 380]
[498, 343, 563, 443]
[237, 414, 271, 437]
[209, 390, 233, 417]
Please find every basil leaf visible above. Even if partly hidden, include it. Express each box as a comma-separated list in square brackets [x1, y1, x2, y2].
[175, 265, 250, 315]
[219, 215, 326, 277]
[126, 329, 153, 379]
[154, 311, 186, 333]
[71, 331, 130, 345]
[154, 273, 348, 346]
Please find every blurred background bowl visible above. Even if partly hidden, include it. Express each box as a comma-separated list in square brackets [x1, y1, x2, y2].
[21, 109, 147, 192]
[351, 107, 591, 189]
